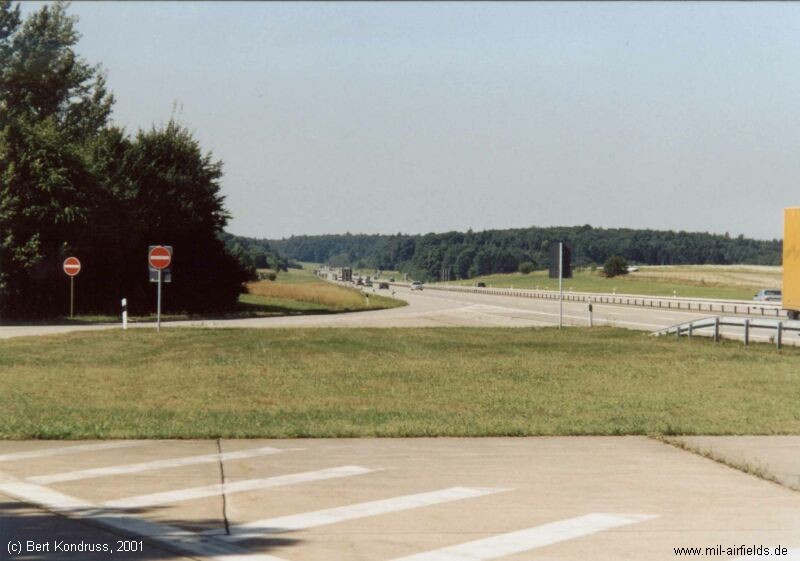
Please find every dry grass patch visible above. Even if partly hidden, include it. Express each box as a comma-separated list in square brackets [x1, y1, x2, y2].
[247, 280, 384, 310]
[631, 265, 782, 290]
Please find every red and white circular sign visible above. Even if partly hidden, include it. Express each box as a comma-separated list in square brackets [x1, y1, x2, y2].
[148, 246, 172, 270]
[63, 257, 81, 277]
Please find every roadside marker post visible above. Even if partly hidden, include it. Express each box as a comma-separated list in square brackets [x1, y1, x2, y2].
[122, 298, 128, 330]
[62, 257, 81, 318]
[148, 246, 172, 332]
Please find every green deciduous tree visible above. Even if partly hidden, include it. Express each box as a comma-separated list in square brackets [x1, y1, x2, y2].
[0, 2, 249, 318]
[603, 255, 629, 278]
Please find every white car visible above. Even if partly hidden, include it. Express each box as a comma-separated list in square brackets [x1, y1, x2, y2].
[410, 281, 424, 291]
[753, 289, 781, 302]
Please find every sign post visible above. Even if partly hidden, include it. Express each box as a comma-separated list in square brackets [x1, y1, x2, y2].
[62, 257, 81, 318]
[559, 242, 564, 330]
[549, 243, 572, 330]
[148, 246, 172, 332]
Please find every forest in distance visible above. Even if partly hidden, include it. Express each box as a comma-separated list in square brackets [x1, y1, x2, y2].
[255, 225, 782, 282]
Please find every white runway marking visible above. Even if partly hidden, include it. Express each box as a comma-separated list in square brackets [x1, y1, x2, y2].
[219, 486, 508, 541]
[28, 446, 294, 484]
[390, 513, 657, 560]
[0, 441, 144, 462]
[104, 465, 375, 509]
[0, 480, 288, 561]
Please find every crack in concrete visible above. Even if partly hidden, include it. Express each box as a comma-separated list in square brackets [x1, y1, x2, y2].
[216, 438, 231, 535]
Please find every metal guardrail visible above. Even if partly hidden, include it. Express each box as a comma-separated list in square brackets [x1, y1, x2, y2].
[415, 283, 786, 318]
[654, 316, 800, 349]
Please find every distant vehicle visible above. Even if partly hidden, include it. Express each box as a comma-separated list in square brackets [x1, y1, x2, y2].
[410, 281, 424, 291]
[475, 282, 486, 288]
[753, 289, 782, 302]
[389, 277, 395, 282]
[378, 282, 389, 289]
[356, 278, 364, 286]
[627, 266, 639, 273]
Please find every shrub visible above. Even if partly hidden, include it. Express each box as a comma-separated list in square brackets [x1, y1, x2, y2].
[603, 256, 629, 278]
[518, 262, 534, 274]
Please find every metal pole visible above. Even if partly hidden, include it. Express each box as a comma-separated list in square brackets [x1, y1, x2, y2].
[122, 298, 128, 330]
[70, 276, 74, 318]
[776, 321, 782, 350]
[714, 316, 720, 342]
[157, 269, 162, 332]
[558, 242, 563, 330]
[743, 318, 749, 346]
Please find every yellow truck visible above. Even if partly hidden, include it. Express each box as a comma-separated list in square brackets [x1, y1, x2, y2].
[785, 207, 800, 320]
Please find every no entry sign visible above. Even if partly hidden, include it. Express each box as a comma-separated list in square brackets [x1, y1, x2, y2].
[148, 246, 172, 270]
[63, 257, 81, 277]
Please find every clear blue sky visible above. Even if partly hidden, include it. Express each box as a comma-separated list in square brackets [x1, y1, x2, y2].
[23, 2, 800, 240]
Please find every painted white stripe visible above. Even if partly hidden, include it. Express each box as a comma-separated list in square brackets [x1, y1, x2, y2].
[0, 480, 288, 561]
[28, 446, 292, 484]
[105, 465, 375, 509]
[390, 513, 657, 561]
[0, 441, 144, 462]
[220, 487, 507, 541]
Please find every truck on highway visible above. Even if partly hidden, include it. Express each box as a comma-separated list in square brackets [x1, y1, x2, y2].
[785, 207, 800, 320]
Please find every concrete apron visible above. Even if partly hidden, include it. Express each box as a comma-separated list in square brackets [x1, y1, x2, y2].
[0, 437, 799, 560]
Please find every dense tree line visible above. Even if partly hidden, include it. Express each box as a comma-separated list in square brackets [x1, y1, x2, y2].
[218, 232, 291, 274]
[270, 226, 782, 282]
[0, 2, 249, 318]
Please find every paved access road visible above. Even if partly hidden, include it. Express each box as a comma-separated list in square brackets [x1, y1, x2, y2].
[1, 438, 799, 560]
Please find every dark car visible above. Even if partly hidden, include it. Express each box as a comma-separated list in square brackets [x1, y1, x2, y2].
[476, 282, 486, 288]
[378, 282, 390, 289]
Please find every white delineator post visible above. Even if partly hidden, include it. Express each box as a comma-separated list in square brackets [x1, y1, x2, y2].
[122, 298, 128, 330]
[558, 242, 563, 330]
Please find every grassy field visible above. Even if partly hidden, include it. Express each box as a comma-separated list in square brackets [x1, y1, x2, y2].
[448, 265, 782, 300]
[2, 326, 799, 439]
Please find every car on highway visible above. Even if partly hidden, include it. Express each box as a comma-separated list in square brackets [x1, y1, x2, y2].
[410, 281, 424, 291]
[753, 289, 782, 302]
[378, 282, 390, 289]
[475, 282, 486, 288]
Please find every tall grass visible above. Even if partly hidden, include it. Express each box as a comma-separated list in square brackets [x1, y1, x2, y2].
[245, 278, 401, 311]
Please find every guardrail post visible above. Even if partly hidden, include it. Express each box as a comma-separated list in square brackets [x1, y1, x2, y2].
[714, 317, 720, 342]
[743, 318, 749, 346]
[676, 324, 682, 337]
[688, 323, 693, 339]
[776, 321, 783, 350]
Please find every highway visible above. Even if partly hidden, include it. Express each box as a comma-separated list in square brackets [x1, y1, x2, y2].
[1, 284, 795, 346]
